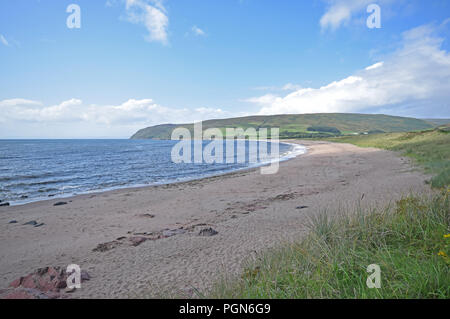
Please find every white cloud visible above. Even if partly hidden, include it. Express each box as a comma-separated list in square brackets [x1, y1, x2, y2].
[320, 0, 390, 31]
[0, 98, 231, 138]
[281, 83, 303, 91]
[365, 61, 383, 70]
[247, 24, 450, 118]
[125, 0, 169, 44]
[191, 25, 206, 37]
[0, 99, 42, 107]
[1, 99, 83, 122]
[254, 83, 303, 92]
[0, 34, 9, 46]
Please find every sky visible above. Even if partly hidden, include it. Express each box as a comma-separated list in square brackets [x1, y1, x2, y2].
[0, 0, 449, 138]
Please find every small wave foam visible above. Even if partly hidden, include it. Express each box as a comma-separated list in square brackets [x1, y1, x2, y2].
[280, 143, 308, 161]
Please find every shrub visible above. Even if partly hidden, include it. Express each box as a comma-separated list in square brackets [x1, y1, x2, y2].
[307, 126, 341, 134]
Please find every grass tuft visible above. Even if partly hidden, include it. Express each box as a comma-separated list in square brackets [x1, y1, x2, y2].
[210, 192, 450, 299]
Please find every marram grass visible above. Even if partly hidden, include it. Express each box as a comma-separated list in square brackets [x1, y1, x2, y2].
[210, 192, 450, 299]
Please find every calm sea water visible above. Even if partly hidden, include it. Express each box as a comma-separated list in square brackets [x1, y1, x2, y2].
[0, 140, 305, 205]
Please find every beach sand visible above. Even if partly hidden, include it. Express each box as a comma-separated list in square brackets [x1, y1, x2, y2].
[0, 141, 431, 298]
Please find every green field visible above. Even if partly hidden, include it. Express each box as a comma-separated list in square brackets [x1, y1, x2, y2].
[130, 113, 434, 139]
[423, 119, 450, 126]
[209, 127, 450, 299]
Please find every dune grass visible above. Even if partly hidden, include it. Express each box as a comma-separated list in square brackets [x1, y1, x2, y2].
[211, 192, 450, 299]
[210, 128, 449, 299]
[327, 126, 450, 188]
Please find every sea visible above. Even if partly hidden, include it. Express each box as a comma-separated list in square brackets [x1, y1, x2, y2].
[0, 139, 306, 206]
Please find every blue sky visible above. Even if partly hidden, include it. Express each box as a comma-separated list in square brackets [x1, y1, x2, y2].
[0, 0, 449, 138]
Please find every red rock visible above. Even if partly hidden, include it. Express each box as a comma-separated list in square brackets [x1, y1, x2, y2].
[8, 267, 67, 293]
[20, 274, 37, 289]
[129, 236, 148, 247]
[3, 267, 91, 299]
[93, 241, 120, 252]
[9, 278, 22, 289]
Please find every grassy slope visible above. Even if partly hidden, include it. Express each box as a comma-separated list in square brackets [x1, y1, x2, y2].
[209, 127, 450, 299]
[424, 119, 450, 126]
[327, 126, 450, 188]
[131, 113, 433, 139]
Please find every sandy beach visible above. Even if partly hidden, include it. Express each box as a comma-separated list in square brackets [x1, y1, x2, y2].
[0, 141, 431, 298]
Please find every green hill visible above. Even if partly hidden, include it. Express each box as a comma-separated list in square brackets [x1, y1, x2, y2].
[130, 113, 434, 140]
[423, 118, 450, 126]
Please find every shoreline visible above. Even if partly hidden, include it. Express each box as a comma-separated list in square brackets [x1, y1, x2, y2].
[2, 141, 306, 207]
[0, 140, 431, 298]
